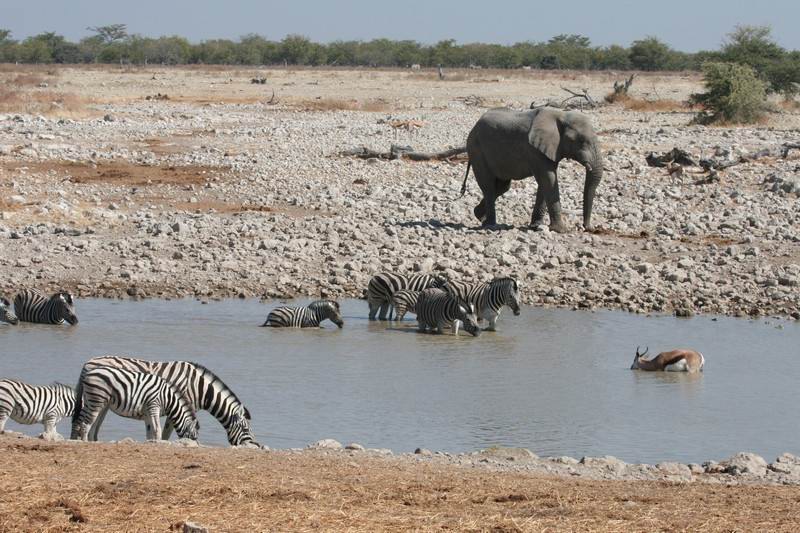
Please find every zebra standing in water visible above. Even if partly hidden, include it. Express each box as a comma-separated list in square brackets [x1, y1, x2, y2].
[13, 289, 78, 325]
[415, 288, 481, 337]
[262, 299, 344, 328]
[367, 272, 448, 320]
[73, 366, 199, 442]
[70, 356, 259, 447]
[0, 380, 76, 440]
[0, 297, 18, 325]
[390, 289, 422, 321]
[444, 277, 521, 331]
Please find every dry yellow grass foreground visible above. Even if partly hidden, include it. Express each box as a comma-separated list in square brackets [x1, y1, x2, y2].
[2, 437, 800, 532]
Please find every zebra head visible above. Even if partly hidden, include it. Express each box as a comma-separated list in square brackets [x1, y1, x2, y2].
[457, 299, 481, 337]
[310, 299, 344, 328]
[54, 292, 78, 325]
[431, 273, 449, 289]
[493, 277, 521, 316]
[227, 407, 261, 448]
[173, 390, 200, 440]
[0, 297, 19, 325]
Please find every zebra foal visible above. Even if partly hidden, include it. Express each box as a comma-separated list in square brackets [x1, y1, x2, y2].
[444, 277, 521, 331]
[367, 272, 447, 320]
[415, 288, 481, 337]
[13, 289, 78, 325]
[0, 380, 76, 440]
[73, 366, 199, 442]
[0, 297, 18, 325]
[262, 299, 343, 328]
[70, 356, 259, 447]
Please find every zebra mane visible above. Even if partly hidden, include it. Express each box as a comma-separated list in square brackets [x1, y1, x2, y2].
[50, 382, 74, 392]
[186, 361, 251, 420]
[0, 297, 10, 307]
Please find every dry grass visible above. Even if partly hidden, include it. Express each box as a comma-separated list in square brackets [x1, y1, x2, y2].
[293, 97, 393, 112]
[1, 436, 799, 532]
[0, 87, 95, 117]
[605, 92, 690, 112]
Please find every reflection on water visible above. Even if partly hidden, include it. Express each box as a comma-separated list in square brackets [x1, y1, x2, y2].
[1, 298, 798, 464]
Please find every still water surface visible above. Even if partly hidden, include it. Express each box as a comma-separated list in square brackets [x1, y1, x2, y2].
[1, 298, 797, 464]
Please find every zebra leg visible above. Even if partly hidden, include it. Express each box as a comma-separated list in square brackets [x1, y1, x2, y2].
[77, 406, 102, 441]
[368, 299, 381, 321]
[40, 412, 62, 441]
[485, 311, 498, 332]
[378, 301, 390, 321]
[147, 404, 161, 441]
[88, 406, 109, 441]
[161, 420, 174, 441]
[0, 410, 8, 433]
[452, 320, 461, 336]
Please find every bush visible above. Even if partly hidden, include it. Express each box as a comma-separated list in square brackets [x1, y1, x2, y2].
[690, 62, 769, 124]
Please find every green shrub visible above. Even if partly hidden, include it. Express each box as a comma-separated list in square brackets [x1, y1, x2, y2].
[690, 62, 769, 124]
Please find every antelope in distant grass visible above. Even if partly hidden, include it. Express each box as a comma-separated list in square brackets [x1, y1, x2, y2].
[631, 346, 705, 373]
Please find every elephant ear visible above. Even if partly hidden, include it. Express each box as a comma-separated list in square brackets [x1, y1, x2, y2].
[528, 110, 560, 163]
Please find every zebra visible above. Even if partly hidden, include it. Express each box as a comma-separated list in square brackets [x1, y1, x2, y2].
[73, 366, 199, 442]
[0, 297, 18, 325]
[390, 289, 421, 321]
[70, 356, 259, 447]
[262, 299, 344, 328]
[0, 380, 76, 441]
[367, 272, 448, 320]
[415, 288, 481, 337]
[13, 289, 78, 325]
[443, 277, 521, 331]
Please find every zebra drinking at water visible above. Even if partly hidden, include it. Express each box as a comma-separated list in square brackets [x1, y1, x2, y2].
[443, 277, 521, 331]
[367, 272, 447, 320]
[262, 299, 344, 328]
[415, 288, 481, 337]
[390, 289, 422, 321]
[70, 356, 259, 447]
[0, 297, 18, 325]
[73, 366, 199, 442]
[0, 380, 76, 441]
[13, 289, 78, 325]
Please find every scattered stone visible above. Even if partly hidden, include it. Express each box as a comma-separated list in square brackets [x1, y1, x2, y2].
[720, 452, 768, 477]
[308, 439, 343, 450]
[345, 443, 365, 451]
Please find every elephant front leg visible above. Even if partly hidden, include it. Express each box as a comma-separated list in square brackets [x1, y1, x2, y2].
[530, 187, 546, 228]
[541, 170, 568, 233]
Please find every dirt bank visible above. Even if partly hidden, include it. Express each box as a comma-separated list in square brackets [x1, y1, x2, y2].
[2, 436, 800, 532]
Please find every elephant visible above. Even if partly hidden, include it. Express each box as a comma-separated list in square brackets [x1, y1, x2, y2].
[462, 106, 603, 232]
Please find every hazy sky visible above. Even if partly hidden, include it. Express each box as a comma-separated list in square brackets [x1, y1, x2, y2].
[4, 0, 800, 51]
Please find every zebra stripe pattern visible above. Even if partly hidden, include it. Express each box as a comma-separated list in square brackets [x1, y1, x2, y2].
[0, 297, 18, 325]
[70, 356, 258, 447]
[73, 366, 199, 442]
[390, 289, 421, 321]
[263, 299, 343, 328]
[13, 289, 78, 325]
[367, 272, 448, 320]
[443, 277, 521, 331]
[0, 380, 76, 440]
[415, 288, 481, 337]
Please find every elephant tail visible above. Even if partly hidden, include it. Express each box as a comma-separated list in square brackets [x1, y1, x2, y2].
[459, 161, 471, 198]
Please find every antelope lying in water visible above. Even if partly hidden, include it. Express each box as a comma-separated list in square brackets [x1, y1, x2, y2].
[631, 346, 705, 373]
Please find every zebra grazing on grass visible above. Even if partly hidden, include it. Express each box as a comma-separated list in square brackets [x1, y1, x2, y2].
[262, 299, 344, 328]
[0, 297, 18, 325]
[390, 289, 421, 321]
[70, 356, 259, 447]
[73, 366, 199, 442]
[416, 288, 481, 337]
[0, 380, 76, 441]
[13, 289, 78, 325]
[367, 272, 448, 320]
[444, 277, 521, 331]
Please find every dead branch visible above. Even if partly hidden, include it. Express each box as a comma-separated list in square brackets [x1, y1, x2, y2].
[560, 87, 597, 109]
[340, 145, 466, 162]
[645, 148, 698, 168]
[266, 89, 277, 105]
[605, 75, 635, 103]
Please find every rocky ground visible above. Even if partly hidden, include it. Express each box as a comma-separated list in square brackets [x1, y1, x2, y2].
[2, 434, 800, 531]
[1, 66, 799, 319]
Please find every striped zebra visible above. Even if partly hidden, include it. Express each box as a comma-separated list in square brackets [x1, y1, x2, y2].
[13, 289, 78, 325]
[262, 299, 343, 328]
[0, 380, 76, 441]
[390, 289, 421, 321]
[415, 288, 481, 337]
[73, 366, 199, 442]
[70, 356, 259, 447]
[0, 297, 18, 325]
[367, 272, 448, 320]
[443, 277, 521, 331]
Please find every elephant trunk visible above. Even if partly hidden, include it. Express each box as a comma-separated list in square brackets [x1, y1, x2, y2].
[581, 146, 603, 230]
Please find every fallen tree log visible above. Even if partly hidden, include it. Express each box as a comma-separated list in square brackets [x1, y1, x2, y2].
[646, 143, 800, 172]
[340, 144, 467, 161]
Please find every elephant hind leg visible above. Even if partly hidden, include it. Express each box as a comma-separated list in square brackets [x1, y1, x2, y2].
[470, 159, 500, 226]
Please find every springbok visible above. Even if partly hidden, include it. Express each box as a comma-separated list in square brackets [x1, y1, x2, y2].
[631, 346, 705, 373]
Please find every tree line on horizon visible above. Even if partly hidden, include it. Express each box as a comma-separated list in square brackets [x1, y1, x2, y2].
[1, 24, 798, 96]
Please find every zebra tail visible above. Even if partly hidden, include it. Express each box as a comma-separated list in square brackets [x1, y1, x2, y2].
[459, 161, 471, 198]
[70, 377, 84, 434]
